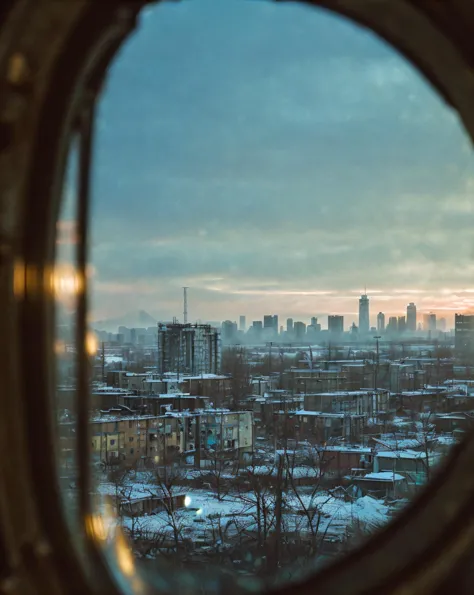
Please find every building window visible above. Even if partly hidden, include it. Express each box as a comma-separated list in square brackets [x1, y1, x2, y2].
[129, 437, 133, 442]
[110, 439, 115, 446]
[130, 448, 134, 454]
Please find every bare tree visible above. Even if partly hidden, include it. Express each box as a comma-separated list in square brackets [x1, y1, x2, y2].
[283, 446, 333, 560]
[142, 465, 189, 556]
[201, 448, 238, 501]
[221, 346, 252, 409]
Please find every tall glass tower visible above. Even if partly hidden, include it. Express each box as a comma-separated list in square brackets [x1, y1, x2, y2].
[359, 293, 370, 335]
[407, 302, 417, 332]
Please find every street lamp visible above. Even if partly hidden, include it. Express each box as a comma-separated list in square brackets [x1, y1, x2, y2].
[374, 335, 381, 390]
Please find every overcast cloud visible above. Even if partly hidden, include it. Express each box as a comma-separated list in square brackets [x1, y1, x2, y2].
[88, 0, 474, 327]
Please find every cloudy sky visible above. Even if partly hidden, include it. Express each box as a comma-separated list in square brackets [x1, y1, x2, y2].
[89, 0, 474, 329]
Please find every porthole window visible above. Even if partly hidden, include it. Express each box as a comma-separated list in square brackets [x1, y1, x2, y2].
[78, 0, 473, 585]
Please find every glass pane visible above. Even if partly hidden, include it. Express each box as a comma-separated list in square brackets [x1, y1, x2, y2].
[57, 0, 474, 589]
[56, 137, 81, 522]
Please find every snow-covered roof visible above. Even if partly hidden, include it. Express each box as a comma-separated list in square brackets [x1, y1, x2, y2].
[95, 482, 187, 502]
[360, 472, 405, 482]
[247, 466, 320, 479]
[322, 445, 373, 454]
[91, 414, 157, 423]
[295, 410, 366, 419]
[376, 449, 427, 460]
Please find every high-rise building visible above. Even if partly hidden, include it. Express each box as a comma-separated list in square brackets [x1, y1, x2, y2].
[455, 314, 474, 356]
[118, 325, 132, 344]
[359, 293, 370, 335]
[294, 321, 306, 340]
[157, 323, 220, 375]
[239, 315, 246, 332]
[273, 315, 278, 333]
[424, 313, 437, 332]
[264, 314, 278, 334]
[439, 317, 447, 332]
[311, 317, 318, 327]
[377, 312, 385, 332]
[251, 320, 263, 340]
[398, 316, 406, 333]
[328, 315, 344, 335]
[221, 320, 238, 343]
[286, 318, 294, 333]
[387, 317, 398, 333]
[307, 322, 321, 338]
[407, 303, 417, 332]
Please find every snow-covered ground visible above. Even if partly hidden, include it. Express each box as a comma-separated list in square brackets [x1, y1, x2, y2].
[95, 479, 391, 548]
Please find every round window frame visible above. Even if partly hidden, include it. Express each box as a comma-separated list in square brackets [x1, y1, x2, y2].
[1, 1, 474, 594]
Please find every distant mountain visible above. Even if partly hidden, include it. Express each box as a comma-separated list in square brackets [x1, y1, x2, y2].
[93, 309, 157, 332]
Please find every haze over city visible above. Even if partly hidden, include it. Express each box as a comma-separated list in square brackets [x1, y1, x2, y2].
[85, 0, 474, 325]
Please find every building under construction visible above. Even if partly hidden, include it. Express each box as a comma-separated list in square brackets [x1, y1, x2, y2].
[157, 323, 221, 376]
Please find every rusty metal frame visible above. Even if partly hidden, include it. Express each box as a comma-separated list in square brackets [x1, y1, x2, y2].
[1, 1, 474, 594]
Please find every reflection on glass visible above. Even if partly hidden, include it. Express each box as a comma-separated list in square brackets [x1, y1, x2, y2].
[56, 0, 474, 589]
[56, 138, 81, 523]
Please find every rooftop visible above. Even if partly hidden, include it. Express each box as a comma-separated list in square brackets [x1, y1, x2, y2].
[295, 409, 366, 419]
[376, 449, 428, 460]
[360, 472, 406, 482]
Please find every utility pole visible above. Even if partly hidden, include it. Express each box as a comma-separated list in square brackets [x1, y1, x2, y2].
[101, 341, 105, 383]
[374, 335, 381, 390]
[267, 341, 274, 377]
[156, 323, 160, 377]
[183, 287, 188, 324]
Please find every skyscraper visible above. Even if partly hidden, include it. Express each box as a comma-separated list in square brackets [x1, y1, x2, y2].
[424, 313, 437, 332]
[377, 312, 385, 332]
[407, 303, 417, 332]
[286, 318, 294, 333]
[359, 293, 370, 335]
[263, 314, 278, 334]
[221, 320, 238, 343]
[387, 317, 398, 334]
[272, 315, 278, 333]
[455, 314, 474, 356]
[239, 315, 246, 332]
[328, 315, 344, 336]
[398, 316, 406, 333]
[294, 321, 306, 340]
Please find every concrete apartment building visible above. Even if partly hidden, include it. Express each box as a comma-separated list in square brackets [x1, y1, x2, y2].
[304, 390, 390, 418]
[90, 409, 254, 468]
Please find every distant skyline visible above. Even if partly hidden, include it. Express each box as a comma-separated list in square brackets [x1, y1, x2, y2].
[92, 293, 453, 332]
[88, 0, 474, 325]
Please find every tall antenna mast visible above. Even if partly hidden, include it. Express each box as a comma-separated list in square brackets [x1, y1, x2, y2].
[183, 286, 188, 324]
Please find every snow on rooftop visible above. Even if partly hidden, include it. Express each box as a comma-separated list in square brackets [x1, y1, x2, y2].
[361, 472, 406, 482]
[376, 449, 426, 459]
[295, 410, 365, 419]
[104, 356, 123, 364]
[90, 413, 157, 423]
[322, 445, 373, 453]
